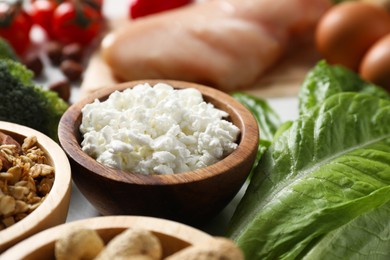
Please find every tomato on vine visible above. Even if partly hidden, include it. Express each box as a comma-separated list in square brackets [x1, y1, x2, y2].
[52, 1, 103, 46]
[29, 0, 59, 38]
[0, 1, 32, 56]
[83, 0, 103, 16]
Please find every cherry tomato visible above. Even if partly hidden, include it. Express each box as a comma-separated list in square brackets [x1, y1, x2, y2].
[0, 2, 32, 56]
[130, 0, 194, 19]
[83, 0, 103, 16]
[30, 0, 58, 38]
[52, 1, 102, 45]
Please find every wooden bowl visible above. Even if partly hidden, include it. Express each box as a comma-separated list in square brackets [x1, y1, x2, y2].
[0, 216, 215, 259]
[58, 80, 259, 225]
[0, 121, 72, 253]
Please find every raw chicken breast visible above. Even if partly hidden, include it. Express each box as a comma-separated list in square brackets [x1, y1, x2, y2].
[101, 0, 331, 91]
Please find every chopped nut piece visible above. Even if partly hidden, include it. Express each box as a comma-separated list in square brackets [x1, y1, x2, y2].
[38, 177, 54, 196]
[0, 195, 16, 215]
[2, 216, 15, 227]
[8, 186, 29, 200]
[6, 165, 22, 185]
[22, 136, 37, 152]
[14, 200, 29, 214]
[29, 164, 54, 178]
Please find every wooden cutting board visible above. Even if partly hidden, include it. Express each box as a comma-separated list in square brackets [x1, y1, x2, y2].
[79, 20, 322, 100]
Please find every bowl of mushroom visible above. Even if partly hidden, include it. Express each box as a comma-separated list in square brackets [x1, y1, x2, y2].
[0, 121, 72, 253]
[58, 80, 259, 225]
[0, 215, 244, 259]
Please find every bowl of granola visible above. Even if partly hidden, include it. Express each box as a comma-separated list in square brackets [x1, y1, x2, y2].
[0, 121, 72, 253]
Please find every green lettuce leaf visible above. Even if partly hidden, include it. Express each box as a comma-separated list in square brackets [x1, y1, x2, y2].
[299, 60, 390, 115]
[303, 201, 390, 260]
[227, 92, 390, 259]
[232, 92, 283, 174]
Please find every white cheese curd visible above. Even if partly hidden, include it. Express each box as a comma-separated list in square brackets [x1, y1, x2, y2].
[80, 83, 240, 175]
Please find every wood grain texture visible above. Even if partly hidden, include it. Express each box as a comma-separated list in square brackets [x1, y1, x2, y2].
[0, 216, 215, 259]
[0, 121, 72, 253]
[59, 80, 259, 225]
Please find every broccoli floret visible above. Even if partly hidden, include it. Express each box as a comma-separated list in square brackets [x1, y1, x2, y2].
[0, 59, 68, 141]
[0, 38, 19, 61]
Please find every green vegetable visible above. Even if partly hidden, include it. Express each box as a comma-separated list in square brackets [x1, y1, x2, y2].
[0, 37, 19, 61]
[232, 92, 282, 171]
[303, 200, 390, 259]
[227, 61, 390, 259]
[299, 60, 390, 115]
[0, 59, 68, 141]
[227, 93, 390, 259]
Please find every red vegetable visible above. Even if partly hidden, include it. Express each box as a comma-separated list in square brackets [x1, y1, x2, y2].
[52, 1, 102, 45]
[0, 2, 32, 56]
[83, 0, 103, 16]
[30, 0, 59, 38]
[129, 0, 194, 19]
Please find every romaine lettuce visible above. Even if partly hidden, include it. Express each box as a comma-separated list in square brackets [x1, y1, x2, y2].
[299, 60, 390, 115]
[232, 92, 283, 174]
[227, 92, 390, 259]
[303, 200, 390, 259]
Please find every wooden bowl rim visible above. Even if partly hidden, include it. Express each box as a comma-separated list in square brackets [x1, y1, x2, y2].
[59, 80, 259, 185]
[0, 215, 215, 259]
[0, 121, 72, 251]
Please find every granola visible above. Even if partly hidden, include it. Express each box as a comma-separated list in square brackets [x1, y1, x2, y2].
[0, 132, 55, 231]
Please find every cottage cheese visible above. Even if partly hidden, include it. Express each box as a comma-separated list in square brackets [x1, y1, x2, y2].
[79, 83, 240, 175]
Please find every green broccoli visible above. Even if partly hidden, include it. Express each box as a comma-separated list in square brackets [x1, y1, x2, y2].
[0, 59, 68, 141]
[0, 37, 19, 61]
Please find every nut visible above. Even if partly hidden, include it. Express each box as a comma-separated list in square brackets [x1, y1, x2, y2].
[47, 41, 63, 66]
[60, 60, 83, 82]
[55, 228, 105, 260]
[62, 43, 83, 62]
[55, 228, 244, 260]
[23, 53, 44, 78]
[49, 80, 71, 102]
[95, 228, 162, 260]
[0, 195, 16, 215]
[166, 237, 244, 260]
